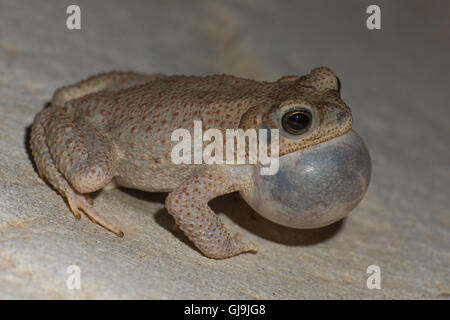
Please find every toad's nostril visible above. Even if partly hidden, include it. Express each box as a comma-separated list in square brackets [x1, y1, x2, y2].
[336, 112, 347, 122]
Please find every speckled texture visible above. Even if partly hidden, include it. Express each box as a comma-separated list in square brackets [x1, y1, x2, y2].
[0, 0, 449, 298]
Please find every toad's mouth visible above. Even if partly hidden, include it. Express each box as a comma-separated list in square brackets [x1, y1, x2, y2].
[240, 129, 371, 229]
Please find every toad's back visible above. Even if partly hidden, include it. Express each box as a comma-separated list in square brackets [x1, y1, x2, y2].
[64, 74, 265, 134]
[59, 74, 273, 191]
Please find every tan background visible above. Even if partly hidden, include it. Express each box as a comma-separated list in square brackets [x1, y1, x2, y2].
[0, 0, 448, 299]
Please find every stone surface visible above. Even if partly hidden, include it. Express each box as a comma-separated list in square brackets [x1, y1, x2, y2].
[0, 0, 448, 299]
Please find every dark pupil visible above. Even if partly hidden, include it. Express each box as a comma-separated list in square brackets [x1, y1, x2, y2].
[286, 112, 310, 131]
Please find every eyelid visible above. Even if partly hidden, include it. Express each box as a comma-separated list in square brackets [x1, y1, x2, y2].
[286, 106, 312, 114]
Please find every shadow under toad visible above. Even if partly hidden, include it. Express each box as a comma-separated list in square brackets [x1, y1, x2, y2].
[121, 188, 344, 248]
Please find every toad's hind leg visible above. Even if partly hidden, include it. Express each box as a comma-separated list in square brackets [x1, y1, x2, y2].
[30, 105, 123, 237]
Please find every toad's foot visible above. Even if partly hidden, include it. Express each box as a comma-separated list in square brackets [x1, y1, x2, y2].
[66, 189, 124, 237]
[230, 232, 259, 254]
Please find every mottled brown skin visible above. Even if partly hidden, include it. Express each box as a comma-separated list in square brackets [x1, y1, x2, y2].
[30, 67, 352, 259]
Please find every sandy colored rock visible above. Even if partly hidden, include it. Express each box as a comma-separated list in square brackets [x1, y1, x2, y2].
[0, 0, 448, 299]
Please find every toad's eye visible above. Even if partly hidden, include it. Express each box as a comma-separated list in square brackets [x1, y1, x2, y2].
[281, 109, 312, 135]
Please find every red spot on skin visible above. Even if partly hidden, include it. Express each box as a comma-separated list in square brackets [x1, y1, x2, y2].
[146, 126, 152, 133]
[100, 109, 106, 115]
[162, 120, 168, 126]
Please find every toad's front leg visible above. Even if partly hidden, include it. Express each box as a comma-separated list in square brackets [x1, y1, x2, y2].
[165, 167, 258, 259]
